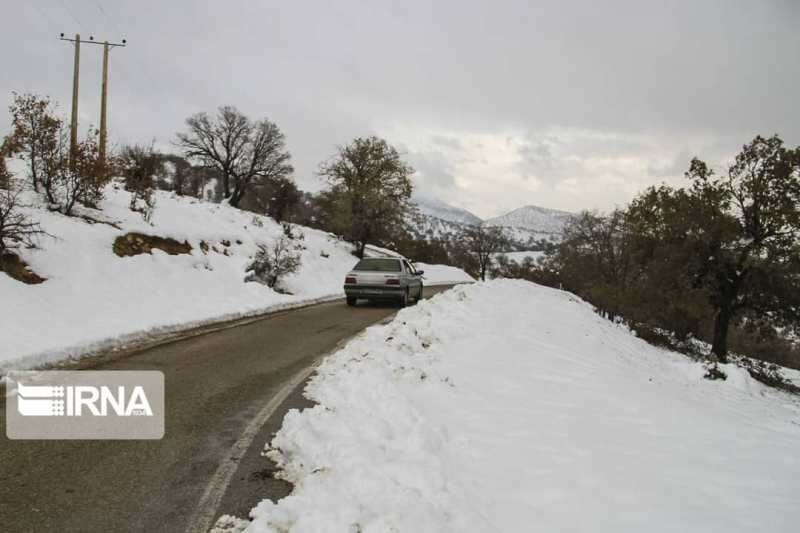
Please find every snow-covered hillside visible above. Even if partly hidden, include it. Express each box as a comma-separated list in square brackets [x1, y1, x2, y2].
[228, 280, 800, 533]
[485, 204, 573, 234]
[406, 212, 471, 242]
[0, 185, 471, 371]
[411, 195, 482, 226]
[485, 204, 573, 243]
[407, 195, 480, 242]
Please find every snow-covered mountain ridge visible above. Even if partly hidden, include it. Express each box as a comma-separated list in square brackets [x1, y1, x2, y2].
[484, 205, 573, 236]
[411, 195, 482, 226]
[409, 198, 574, 246]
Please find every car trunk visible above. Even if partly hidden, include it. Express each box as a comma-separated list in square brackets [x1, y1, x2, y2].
[350, 271, 398, 285]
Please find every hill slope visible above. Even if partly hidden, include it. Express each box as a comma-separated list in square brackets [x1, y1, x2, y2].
[0, 185, 471, 370]
[411, 195, 482, 226]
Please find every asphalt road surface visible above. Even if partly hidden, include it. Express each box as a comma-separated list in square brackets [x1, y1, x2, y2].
[0, 285, 455, 533]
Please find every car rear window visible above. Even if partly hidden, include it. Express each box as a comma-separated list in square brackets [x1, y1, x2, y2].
[353, 258, 402, 272]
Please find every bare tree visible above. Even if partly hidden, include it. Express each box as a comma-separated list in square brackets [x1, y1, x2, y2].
[175, 106, 293, 207]
[318, 136, 414, 258]
[0, 186, 43, 253]
[460, 225, 509, 281]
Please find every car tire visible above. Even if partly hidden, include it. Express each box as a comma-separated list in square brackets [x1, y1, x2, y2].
[399, 289, 409, 308]
[417, 283, 424, 301]
[346, 296, 357, 307]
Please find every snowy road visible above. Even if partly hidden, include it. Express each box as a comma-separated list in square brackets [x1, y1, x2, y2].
[0, 285, 455, 533]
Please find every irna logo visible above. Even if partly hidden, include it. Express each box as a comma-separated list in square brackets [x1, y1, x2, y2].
[16, 382, 154, 417]
[6, 370, 164, 440]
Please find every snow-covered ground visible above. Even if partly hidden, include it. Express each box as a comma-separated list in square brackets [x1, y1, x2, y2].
[0, 185, 471, 371]
[230, 280, 800, 533]
[415, 262, 473, 285]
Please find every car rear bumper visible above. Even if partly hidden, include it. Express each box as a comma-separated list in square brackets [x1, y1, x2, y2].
[344, 285, 405, 299]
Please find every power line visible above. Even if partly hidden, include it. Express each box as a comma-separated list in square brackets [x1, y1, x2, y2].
[92, 0, 123, 35]
[58, 0, 87, 33]
[29, 2, 59, 31]
[86, 4, 163, 142]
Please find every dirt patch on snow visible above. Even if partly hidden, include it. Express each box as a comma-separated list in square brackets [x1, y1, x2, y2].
[0, 251, 46, 284]
[113, 232, 192, 257]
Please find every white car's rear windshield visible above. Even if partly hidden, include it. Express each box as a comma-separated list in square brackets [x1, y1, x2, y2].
[353, 259, 402, 272]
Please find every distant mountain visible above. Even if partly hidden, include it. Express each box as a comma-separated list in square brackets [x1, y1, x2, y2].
[485, 205, 573, 234]
[411, 195, 482, 226]
[408, 197, 573, 249]
[484, 205, 573, 244]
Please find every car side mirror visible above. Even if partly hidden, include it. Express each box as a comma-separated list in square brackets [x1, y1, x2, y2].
[415, 270, 424, 276]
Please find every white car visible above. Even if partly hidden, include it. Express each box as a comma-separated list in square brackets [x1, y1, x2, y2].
[343, 258, 424, 307]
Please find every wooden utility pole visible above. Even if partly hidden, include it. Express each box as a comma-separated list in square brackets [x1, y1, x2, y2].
[69, 33, 80, 169]
[59, 33, 126, 174]
[99, 41, 109, 174]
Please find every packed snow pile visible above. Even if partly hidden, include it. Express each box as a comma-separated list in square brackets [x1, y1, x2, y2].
[0, 186, 471, 370]
[414, 262, 474, 285]
[239, 280, 800, 533]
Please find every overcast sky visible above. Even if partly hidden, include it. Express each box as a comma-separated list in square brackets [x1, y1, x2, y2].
[2, 1, 798, 218]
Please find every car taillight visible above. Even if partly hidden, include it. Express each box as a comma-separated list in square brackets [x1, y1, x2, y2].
[385, 278, 400, 285]
[345, 277, 356, 284]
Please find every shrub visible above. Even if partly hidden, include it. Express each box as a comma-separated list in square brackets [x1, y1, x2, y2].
[4, 93, 108, 215]
[3, 92, 61, 194]
[119, 144, 162, 222]
[55, 129, 107, 214]
[245, 236, 301, 289]
[0, 185, 43, 253]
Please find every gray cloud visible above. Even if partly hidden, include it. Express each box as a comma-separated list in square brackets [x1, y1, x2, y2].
[407, 149, 458, 195]
[2, 0, 798, 215]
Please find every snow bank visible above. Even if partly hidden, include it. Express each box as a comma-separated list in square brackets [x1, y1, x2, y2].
[415, 262, 474, 285]
[242, 280, 800, 533]
[0, 186, 470, 370]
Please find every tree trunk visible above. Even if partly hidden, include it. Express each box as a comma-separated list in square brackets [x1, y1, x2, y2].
[30, 147, 40, 192]
[229, 184, 245, 208]
[221, 172, 231, 199]
[357, 241, 366, 259]
[711, 305, 732, 363]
